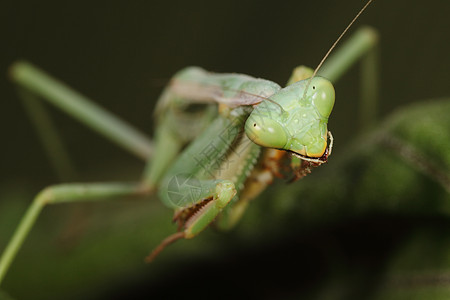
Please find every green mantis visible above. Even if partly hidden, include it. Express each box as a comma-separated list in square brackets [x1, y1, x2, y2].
[143, 66, 336, 261]
[0, 0, 377, 288]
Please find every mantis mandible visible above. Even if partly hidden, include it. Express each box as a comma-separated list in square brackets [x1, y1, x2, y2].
[0, 0, 377, 286]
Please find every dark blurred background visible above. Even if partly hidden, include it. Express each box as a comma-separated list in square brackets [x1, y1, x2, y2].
[1, 1, 450, 299]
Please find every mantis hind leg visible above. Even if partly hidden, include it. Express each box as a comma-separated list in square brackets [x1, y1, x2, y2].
[11, 62, 157, 249]
[10, 61, 154, 161]
[11, 62, 156, 251]
[0, 182, 149, 285]
[16, 88, 92, 249]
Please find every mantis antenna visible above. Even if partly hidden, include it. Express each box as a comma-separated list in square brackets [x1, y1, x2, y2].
[303, 0, 374, 98]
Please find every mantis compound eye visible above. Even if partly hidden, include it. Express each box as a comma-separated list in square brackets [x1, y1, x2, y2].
[309, 77, 335, 119]
[244, 115, 288, 149]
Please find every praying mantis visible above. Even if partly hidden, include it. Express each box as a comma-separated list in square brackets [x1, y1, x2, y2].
[0, 0, 379, 291]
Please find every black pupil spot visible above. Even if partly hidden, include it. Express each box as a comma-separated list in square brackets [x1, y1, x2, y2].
[312, 86, 316, 89]
[253, 123, 256, 127]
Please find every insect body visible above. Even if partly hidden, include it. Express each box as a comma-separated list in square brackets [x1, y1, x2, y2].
[144, 67, 334, 260]
[0, 0, 376, 287]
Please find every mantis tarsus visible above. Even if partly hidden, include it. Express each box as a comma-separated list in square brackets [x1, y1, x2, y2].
[0, 0, 377, 287]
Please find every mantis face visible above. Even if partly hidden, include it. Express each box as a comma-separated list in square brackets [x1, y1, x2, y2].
[244, 77, 335, 158]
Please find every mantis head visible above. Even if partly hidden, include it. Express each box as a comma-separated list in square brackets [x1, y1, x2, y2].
[244, 77, 335, 159]
[244, 0, 374, 160]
